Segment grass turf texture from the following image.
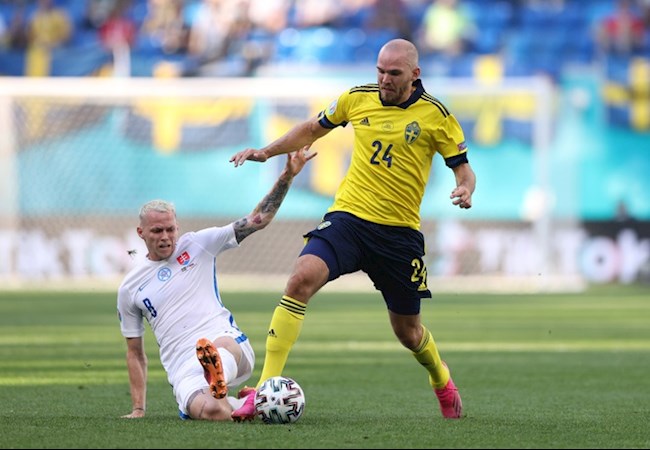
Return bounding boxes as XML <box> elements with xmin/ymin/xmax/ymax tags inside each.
<box><xmin>0</xmin><ymin>285</ymin><xmax>648</xmax><ymax>449</ymax></box>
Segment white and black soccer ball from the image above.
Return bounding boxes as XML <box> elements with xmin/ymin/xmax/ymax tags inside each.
<box><xmin>255</xmin><ymin>376</ymin><xmax>305</xmax><ymax>424</ymax></box>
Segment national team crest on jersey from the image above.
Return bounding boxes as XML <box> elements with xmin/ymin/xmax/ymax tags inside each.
<box><xmin>158</xmin><ymin>267</ymin><xmax>172</xmax><ymax>282</ymax></box>
<box><xmin>405</xmin><ymin>121</ymin><xmax>421</xmax><ymax>144</ymax></box>
<box><xmin>177</xmin><ymin>251</ymin><xmax>191</xmax><ymax>266</ymax></box>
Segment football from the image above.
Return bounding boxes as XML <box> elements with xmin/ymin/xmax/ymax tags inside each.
<box><xmin>255</xmin><ymin>376</ymin><xmax>306</xmax><ymax>424</ymax></box>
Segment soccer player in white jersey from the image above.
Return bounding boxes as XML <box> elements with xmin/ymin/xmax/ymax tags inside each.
<box><xmin>117</xmin><ymin>147</ymin><xmax>315</xmax><ymax>421</ymax></box>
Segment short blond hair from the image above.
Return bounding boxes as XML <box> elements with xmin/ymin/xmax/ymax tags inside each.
<box><xmin>139</xmin><ymin>199</ymin><xmax>176</xmax><ymax>222</ymax></box>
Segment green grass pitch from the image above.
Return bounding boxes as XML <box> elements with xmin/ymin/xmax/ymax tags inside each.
<box><xmin>0</xmin><ymin>284</ymin><xmax>648</xmax><ymax>448</ymax></box>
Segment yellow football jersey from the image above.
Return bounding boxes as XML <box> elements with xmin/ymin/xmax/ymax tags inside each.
<box><xmin>319</xmin><ymin>79</ymin><xmax>468</xmax><ymax>230</ymax></box>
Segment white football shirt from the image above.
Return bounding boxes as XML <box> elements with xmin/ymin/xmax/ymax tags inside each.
<box><xmin>117</xmin><ymin>225</ymin><xmax>246</xmax><ymax>384</ymax></box>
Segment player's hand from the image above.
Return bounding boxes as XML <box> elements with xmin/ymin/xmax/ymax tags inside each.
<box><xmin>121</xmin><ymin>408</ymin><xmax>145</xmax><ymax>419</ymax></box>
<box><xmin>230</xmin><ymin>148</ymin><xmax>268</xmax><ymax>167</ymax></box>
<box><xmin>450</xmin><ymin>186</ymin><xmax>472</xmax><ymax>209</ymax></box>
<box><xmin>286</xmin><ymin>145</ymin><xmax>317</xmax><ymax>176</ymax></box>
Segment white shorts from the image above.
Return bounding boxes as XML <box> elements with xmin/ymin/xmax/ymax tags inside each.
<box><xmin>172</xmin><ymin>332</ymin><xmax>255</xmax><ymax>416</ymax></box>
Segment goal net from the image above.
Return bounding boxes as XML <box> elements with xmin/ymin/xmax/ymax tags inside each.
<box><xmin>0</xmin><ymin>76</ymin><xmax>582</xmax><ymax>292</ymax></box>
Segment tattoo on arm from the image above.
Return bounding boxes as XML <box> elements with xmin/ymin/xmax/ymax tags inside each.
<box><xmin>233</xmin><ymin>217</ymin><xmax>253</xmax><ymax>242</ymax></box>
<box><xmin>258</xmin><ymin>178</ymin><xmax>290</xmax><ymax>214</ymax></box>
<box><xmin>233</xmin><ymin>176</ymin><xmax>292</xmax><ymax>243</ymax></box>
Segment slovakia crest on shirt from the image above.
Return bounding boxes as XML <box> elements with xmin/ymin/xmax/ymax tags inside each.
<box><xmin>405</xmin><ymin>121</ymin><xmax>421</xmax><ymax>144</ymax></box>
<box><xmin>177</xmin><ymin>251</ymin><xmax>191</xmax><ymax>266</ymax></box>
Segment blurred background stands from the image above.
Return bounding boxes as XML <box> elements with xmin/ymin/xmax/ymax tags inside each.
<box><xmin>0</xmin><ymin>0</ymin><xmax>647</xmax><ymax>82</ymax></box>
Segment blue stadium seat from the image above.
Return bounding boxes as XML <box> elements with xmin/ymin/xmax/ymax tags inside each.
<box><xmin>447</xmin><ymin>54</ymin><xmax>478</xmax><ymax>77</ymax></box>
<box><xmin>50</xmin><ymin>44</ymin><xmax>110</xmax><ymax>76</ymax></box>
<box><xmin>0</xmin><ymin>50</ymin><xmax>26</xmax><ymax>76</ymax></box>
<box><xmin>274</xmin><ymin>27</ymin><xmax>356</xmax><ymax>65</ymax></box>
<box><xmin>354</xmin><ymin>28</ymin><xmax>400</xmax><ymax>63</ymax></box>
<box><xmin>473</xmin><ymin>26</ymin><xmax>504</xmax><ymax>54</ymax></box>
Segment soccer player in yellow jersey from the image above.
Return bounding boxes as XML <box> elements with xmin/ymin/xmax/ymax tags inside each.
<box><xmin>230</xmin><ymin>38</ymin><xmax>476</xmax><ymax>420</ymax></box>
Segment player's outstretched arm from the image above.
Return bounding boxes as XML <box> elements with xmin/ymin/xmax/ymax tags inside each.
<box><xmin>121</xmin><ymin>337</ymin><xmax>147</xmax><ymax>419</ymax></box>
<box><xmin>230</xmin><ymin>117</ymin><xmax>329</xmax><ymax>167</ymax></box>
<box><xmin>232</xmin><ymin>146</ymin><xmax>316</xmax><ymax>243</ymax></box>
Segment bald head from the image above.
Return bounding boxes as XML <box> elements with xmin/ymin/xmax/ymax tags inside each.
<box><xmin>378</xmin><ymin>39</ymin><xmax>419</xmax><ymax>71</ymax></box>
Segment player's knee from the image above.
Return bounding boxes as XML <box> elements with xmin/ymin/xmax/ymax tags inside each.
<box><xmin>285</xmin><ymin>269</ymin><xmax>324</xmax><ymax>300</ymax></box>
<box><xmin>396</xmin><ymin>332</ymin><xmax>420</xmax><ymax>350</ymax></box>
<box><xmin>392</xmin><ymin>324</ymin><xmax>422</xmax><ymax>350</ymax></box>
<box><xmin>213</xmin><ymin>338</ymin><xmax>242</xmax><ymax>365</ymax></box>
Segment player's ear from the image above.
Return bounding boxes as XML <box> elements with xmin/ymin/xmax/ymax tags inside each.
<box><xmin>137</xmin><ymin>227</ymin><xmax>143</xmax><ymax>238</ymax></box>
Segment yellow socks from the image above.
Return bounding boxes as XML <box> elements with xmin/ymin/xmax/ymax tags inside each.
<box><xmin>412</xmin><ymin>325</ymin><xmax>450</xmax><ymax>389</ymax></box>
<box><xmin>256</xmin><ymin>296</ymin><xmax>306</xmax><ymax>388</ymax></box>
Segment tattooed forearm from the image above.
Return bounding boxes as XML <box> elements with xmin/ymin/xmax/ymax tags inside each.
<box><xmin>234</xmin><ymin>217</ymin><xmax>257</xmax><ymax>242</ymax></box>
<box><xmin>233</xmin><ymin>174</ymin><xmax>293</xmax><ymax>243</ymax></box>
<box><xmin>234</xmin><ymin>223</ymin><xmax>256</xmax><ymax>242</ymax></box>
<box><xmin>258</xmin><ymin>178</ymin><xmax>291</xmax><ymax>214</ymax></box>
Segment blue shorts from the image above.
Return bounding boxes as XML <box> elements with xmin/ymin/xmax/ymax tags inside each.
<box><xmin>300</xmin><ymin>211</ymin><xmax>432</xmax><ymax>315</ymax></box>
